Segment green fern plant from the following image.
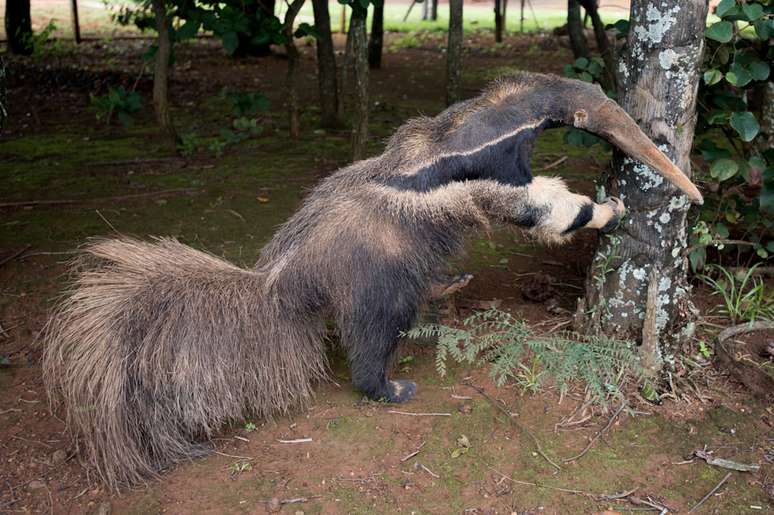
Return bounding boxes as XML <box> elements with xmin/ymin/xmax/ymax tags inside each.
<box><xmin>405</xmin><ymin>308</ymin><xmax>644</xmax><ymax>406</ymax></box>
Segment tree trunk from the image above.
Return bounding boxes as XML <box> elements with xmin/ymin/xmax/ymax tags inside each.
<box><xmin>520</xmin><ymin>0</ymin><xmax>525</xmax><ymax>32</ymax></box>
<box><xmin>579</xmin><ymin>0</ymin><xmax>709</xmax><ymax>376</ymax></box>
<box><xmin>368</xmin><ymin>2</ymin><xmax>384</xmax><ymax>69</ymax></box>
<box><xmin>151</xmin><ymin>0</ymin><xmax>177</xmax><ymax>144</ymax></box>
<box><xmin>5</xmin><ymin>0</ymin><xmax>32</xmax><ymax>55</ymax></box>
<box><xmin>284</xmin><ymin>0</ymin><xmax>306</xmax><ymax>139</ymax></box>
<box><xmin>0</xmin><ymin>57</ymin><xmax>7</xmax><ymax>128</ymax></box>
<box><xmin>349</xmin><ymin>6</ymin><xmax>369</xmax><ymax>161</ymax></box>
<box><xmin>579</xmin><ymin>0</ymin><xmax>616</xmax><ymax>91</ymax></box>
<box><xmin>312</xmin><ymin>0</ymin><xmax>341</xmax><ymax>128</ymax></box>
<box><xmin>431</xmin><ymin>0</ymin><xmax>438</xmax><ymax>20</ymax></box>
<box><xmin>494</xmin><ymin>0</ymin><xmax>503</xmax><ymax>43</ymax></box>
<box><xmin>422</xmin><ymin>0</ymin><xmax>430</xmax><ymax>20</ymax></box>
<box><xmin>567</xmin><ymin>0</ymin><xmax>589</xmax><ymax>60</ymax></box>
<box><xmin>71</xmin><ymin>0</ymin><xmax>82</xmax><ymax>44</ymax></box>
<box><xmin>446</xmin><ymin>0</ymin><xmax>463</xmax><ymax>106</ymax></box>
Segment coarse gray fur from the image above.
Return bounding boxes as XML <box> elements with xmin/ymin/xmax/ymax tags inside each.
<box><xmin>42</xmin><ymin>72</ymin><xmax>696</xmax><ymax>490</ymax></box>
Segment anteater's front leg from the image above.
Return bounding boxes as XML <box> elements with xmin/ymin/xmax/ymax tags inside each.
<box><xmin>471</xmin><ymin>177</ymin><xmax>625</xmax><ymax>243</ymax></box>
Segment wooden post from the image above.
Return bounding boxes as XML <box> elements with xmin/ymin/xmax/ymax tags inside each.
<box><xmin>71</xmin><ymin>0</ymin><xmax>81</xmax><ymax>43</ymax></box>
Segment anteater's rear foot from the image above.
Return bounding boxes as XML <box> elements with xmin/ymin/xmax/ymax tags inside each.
<box><xmin>387</xmin><ymin>380</ymin><xmax>417</xmax><ymax>403</ymax></box>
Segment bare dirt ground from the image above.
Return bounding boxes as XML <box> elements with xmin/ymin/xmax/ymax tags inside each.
<box><xmin>1</xmin><ymin>31</ymin><xmax>772</xmax><ymax>514</ymax></box>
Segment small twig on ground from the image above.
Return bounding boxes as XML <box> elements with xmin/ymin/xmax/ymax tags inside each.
<box><xmin>688</xmin><ymin>472</ymin><xmax>732</xmax><ymax>513</ymax></box>
<box><xmin>11</xmin><ymin>435</ymin><xmax>52</xmax><ymax>448</ymax></box>
<box><xmin>562</xmin><ymin>401</ymin><xmax>627</xmax><ymax>463</ymax></box>
<box><xmin>233</xmin><ymin>435</ymin><xmax>249</xmax><ymax>442</ymax></box>
<box><xmin>486</xmin><ymin>462</ymin><xmax>635</xmax><ymax>500</ymax></box>
<box><xmin>0</xmin><ymin>245</ymin><xmax>31</xmax><ymax>268</ymax></box>
<box><xmin>418</xmin><ymin>462</ymin><xmax>439</xmax><ymax>478</ymax></box>
<box><xmin>387</xmin><ymin>410</ymin><xmax>452</xmax><ymax>417</ymax></box>
<box><xmin>628</xmin><ymin>495</ymin><xmax>671</xmax><ymax>514</ymax></box>
<box><xmin>277</xmin><ymin>437</ymin><xmax>312</xmax><ymax>444</ymax></box>
<box><xmin>0</xmin><ymin>188</ymin><xmax>201</xmax><ymax>208</ymax></box>
<box><xmin>693</xmin><ymin>450</ymin><xmax>759</xmax><ymax>472</ymax></box>
<box><xmin>466</xmin><ymin>383</ymin><xmax>561</xmax><ymax>472</ymax></box>
<box><xmin>400</xmin><ymin>441</ymin><xmax>426</xmax><ymax>462</ymax></box>
<box><xmin>213</xmin><ymin>450</ymin><xmax>255</xmax><ymax>460</ymax></box>
<box><xmin>539</xmin><ymin>155</ymin><xmax>568</xmax><ymax>171</ymax></box>
<box><xmin>450</xmin><ymin>394</ymin><xmax>472</xmax><ymax>400</ymax></box>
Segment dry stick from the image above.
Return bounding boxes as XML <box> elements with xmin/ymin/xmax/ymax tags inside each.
<box><xmin>0</xmin><ymin>188</ymin><xmax>200</xmax><ymax>208</ymax></box>
<box><xmin>213</xmin><ymin>450</ymin><xmax>255</xmax><ymax>460</ymax></box>
<box><xmin>419</xmin><ymin>463</ymin><xmax>439</xmax><ymax>478</ymax></box>
<box><xmin>561</xmin><ymin>401</ymin><xmax>627</xmax><ymax>463</ymax></box>
<box><xmin>687</xmin><ymin>472</ymin><xmax>732</xmax><ymax>513</ymax></box>
<box><xmin>277</xmin><ymin>437</ymin><xmax>313</xmax><ymax>443</ymax></box>
<box><xmin>486</xmin><ymin>462</ymin><xmax>635</xmax><ymax>500</ymax></box>
<box><xmin>539</xmin><ymin>156</ymin><xmax>568</xmax><ymax>171</ymax></box>
<box><xmin>465</xmin><ymin>383</ymin><xmax>561</xmax><ymax>472</ymax></box>
<box><xmin>400</xmin><ymin>441</ymin><xmax>426</xmax><ymax>462</ymax></box>
<box><xmin>387</xmin><ymin>410</ymin><xmax>451</xmax><ymax>417</ymax></box>
<box><xmin>0</xmin><ymin>245</ymin><xmax>31</xmax><ymax>267</ymax></box>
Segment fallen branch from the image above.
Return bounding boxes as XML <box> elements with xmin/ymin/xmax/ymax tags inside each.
<box><xmin>277</xmin><ymin>437</ymin><xmax>312</xmax><ymax>444</ymax></box>
<box><xmin>418</xmin><ymin>462</ymin><xmax>439</xmax><ymax>478</ymax></box>
<box><xmin>694</xmin><ymin>450</ymin><xmax>759</xmax><ymax>473</ymax></box>
<box><xmin>0</xmin><ymin>188</ymin><xmax>201</xmax><ymax>208</ymax></box>
<box><xmin>486</xmin><ymin>462</ymin><xmax>635</xmax><ymax>500</ymax></box>
<box><xmin>387</xmin><ymin>410</ymin><xmax>451</xmax><ymax>417</ymax></box>
<box><xmin>400</xmin><ymin>441</ymin><xmax>426</xmax><ymax>462</ymax></box>
<box><xmin>539</xmin><ymin>155</ymin><xmax>568</xmax><ymax>171</ymax></box>
<box><xmin>688</xmin><ymin>472</ymin><xmax>732</xmax><ymax>513</ymax></box>
<box><xmin>562</xmin><ymin>401</ymin><xmax>627</xmax><ymax>463</ymax></box>
<box><xmin>466</xmin><ymin>383</ymin><xmax>561</xmax><ymax>472</ymax></box>
<box><xmin>0</xmin><ymin>245</ymin><xmax>31</xmax><ymax>268</ymax></box>
<box><xmin>213</xmin><ymin>450</ymin><xmax>255</xmax><ymax>460</ymax></box>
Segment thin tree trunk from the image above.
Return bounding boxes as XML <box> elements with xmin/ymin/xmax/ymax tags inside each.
<box><xmin>312</xmin><ymin>0</ymin><xmax>341</xmax><ymax>128</ymax></box>
<box><xmin>446</xmin><ymin>0</ymin><xmax>463</xmax><ymax>105</ymax></box>
<box><xmin>0</xmin><ymin>58</ymin><xmax>7</xmax><ymax>128</ymax></box>
<box><xmin>340</xmin><ymin>4</ymin><xmax>346</xmax><ymax>34</ymax></box>
<box><xmin>494</xmin><ymin>0</ymin><xmax>503</xmax><ymax>43</ymax></box>
<box><xmin>431</xmin><ymin>0</ymin><xmax>438</xmax><ymax>20</ymax></box>
<box><xmin>71</xmin><ymin>0</ymin><xmax>82</xmax><ymax>44</ymax></box>
<box><xmin>579</xmin><ymin>0</ymin><xmax>709</xmax><ymax>372</ymax></box>
<box><xmin>567</xmin><ymin>0</ymin><xmax>589</xmax><ymax>59</ymax></box>
<box><xmin>5</xmin><ymin>0</ymin><xmax>32</xmax><ymax>55</ymax></box>
<box><xmin>349</xmin><ymin>6</ymin><xmax>369</xmax><ymax>160</ymax></box>
<box><xmin>520</xmin><ymin>0</ymin><xmax>525</xmax><ymax>32</ymax></box>
<box><xmin>422</xmin><ymin>0</ymin><xmax>429</xmax><ymax>21</ymax></box>
<box><xmin>368</xmin><ymin>2</ymin><xmax>384</xmax><ymax>69</ymax></box>
<box><xmin>151</xmin><ymin>0</ymin><xmax>177</xmax><ymax>144</ymax></box>
<box><xmin>579</xmin><ymin>0</ymin><xmax>616</xmax><ymax>91</ymax></box>
<box><xmin>284</xmin><ymin>0</ymin><xmax>306</xmax><ymax>139</ymax></box>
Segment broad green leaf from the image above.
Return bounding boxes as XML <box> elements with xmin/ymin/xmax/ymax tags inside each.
<box><xmin>727</xmin><ymin>63</ymin><xmax>752</xmax><ymax>86</ymax></box>
<box><xmin>715</xmin><ymin>223</ymin><xmax>730</xmax><ymax>239</ymax></box>
<box><xmin>742</xmin><ymin>3</ymin><xmax>764</xmax><ymax>21</ymax></box>
<box><xmin>710</xmin><ymin>158</ymin><xmax>739</xmax><ymax>181</ymax></box>
<box><xmin>730</xmin><ymin>111</ymin><xmax>760</xmax><ymax>142</ymax></box>
<box><xmin>715</xmin><ymin>0</ymin><xmax>736</xmax><ymax>17</ymax></box>
<box><xmin>176</xmin><ymin>20</ymin><xmax>201</xmax><ymax>40</ymax></box>
<box><xmin>703</xmin><ymin>69</ymin><xmax>723</xmax><ymax>85</ymax></box>
<box><xmin>706</xmin><ymin>21</ymin><xmax>734</xmax><ymax>43</ymax></box>
<box><xmin>579</xmin><ymin>71</ymin><xmax>593</xmax><ymax>82</ymax></box>
<box><xmin>748</xmin><ymin>60</ymin><xmax>770</xmax><ymax>81</ymax></box>
<box><xmin>754</xmin><ymin>19</ymin><xmax>771</xmax><ymax>39</ymax></box>
<box><xmin>574</xmin><ymin>57</ymin><xmax>589</xmax><ymax>69</ymax></box>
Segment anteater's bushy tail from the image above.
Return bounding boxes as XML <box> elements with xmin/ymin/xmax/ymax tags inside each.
<box><xmin>42</xmin><ymin>238</ymin><xmax>328</xmax><ymax>489</ymax></box>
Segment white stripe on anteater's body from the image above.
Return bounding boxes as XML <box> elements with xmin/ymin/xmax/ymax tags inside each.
<box><xmin>44</xmin><ymin>72</ymin><xmax>688</xmax><ymax>490</ymax></box>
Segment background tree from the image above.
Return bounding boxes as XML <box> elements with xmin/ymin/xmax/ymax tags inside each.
<box><xmin>151</xmin><ymin>0</ymin><xmax>177</xmax><ymax>144</ymax></box>
<box><xmin>430</xmin><ymin>0</ymin><xmax>438</xmax><ymax>21</ymax></box>
<box><xmin>5</xmin><ymin>0</ymin><xmax>33</xmax><ymax>55</ymax></box>
<box><xmin>579</xmin><ymin>0</ymin><xmax>710</xmax><ymax>376</ymax></box>
<box><xmin>368</xmin><ymin>1</ymin><xmax>385</xmax><ymax>69</ymax></box>
<box><xmin>312</xmin><ymin>0</ymin><xmax>341</xmax><ymax>128</ymax></box>
<box><xmin>566</xmin><ymin>0</ymin><xmax>589</xmax><ymax>60</ymax></box>
<box><xmin>283</xmin><ymin>0</ymin><xmax>306</xmax><ymax>138</ymax></box>
<box><xmin>578</xmin><ymin>0</ymin><xmax>616</xmax><ymax>91</ymax></box>
<box><xmin>348</xmin><ymin>2</ymin><xmax>370</xmax><ymax>160</ymax></box>
<box><xmin>494</xmin><ymin>0</ymin><xmax>504</xmax><ymax>43</ymax></box>
<box><xmin>446</xmin><ymin>0</ymin><xmax>464</xmax><ymax>105</ymax></box>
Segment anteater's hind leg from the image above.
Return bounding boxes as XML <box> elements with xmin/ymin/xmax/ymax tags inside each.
<box><xmin>342</xmin><ymin>287</ymin><xmax>420</xmax><ymax>403</ymax></box>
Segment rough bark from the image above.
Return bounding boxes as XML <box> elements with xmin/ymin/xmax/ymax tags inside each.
<box><xmin>151</xmin><ymin>0</ymin><xmax>177</xmax><ymax>144</ymax></box>
<box><xmin>567</xmin><ymin>0</ymin><xmax>589</xmax><ymax>59</ymax></box>
<box><xmin>579</xmin><ymin>0</ymin><xmax>616</xmax><ymax>91</ymax></box>
<box><xmin>312</xmin><ymin>0</ymin><xmax>341</xmax><ymax>128</ymax></box>
<box><xmin>368</xmin><ymin>2</ymin><xmax>384</xmax><ymax>69</ymax></box>
<box><xmin>284</xmin><ymin>0</ymin><xmax>306</xmax><ymax>139</ymax></box>
<box><xmin>5</xmin><ymin>0</ymin><xmax>32</xmax><ymax>55</ymax></box>
<box><xmin>494</xmin><ymin>0</ymin><xmax>504</xmax><ymax>43</ymax></box>
<box><xmin>580</xmin><ymin>0</ymin><xmax>709</xmax><ymax>371</ymax></box>
<box><xmin>349</xmin><ymin>6</ymin><xmax>369</xmax><ymax>160</ymax></box>
<box><xmin>71</xmin><ymin>0</ymin><xmax>82</xmax><ymax>44</ymax></box>
<box><xmin>446</xmin><ymin>0</ymin><xmax>464</xmax><ymax>106</ymax></box>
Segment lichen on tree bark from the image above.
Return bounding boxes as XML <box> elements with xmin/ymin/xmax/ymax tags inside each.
<box><xmin>579</xmin><ymin>0</ymin><xmax>709</xmax><ymax>372</ymax></box>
